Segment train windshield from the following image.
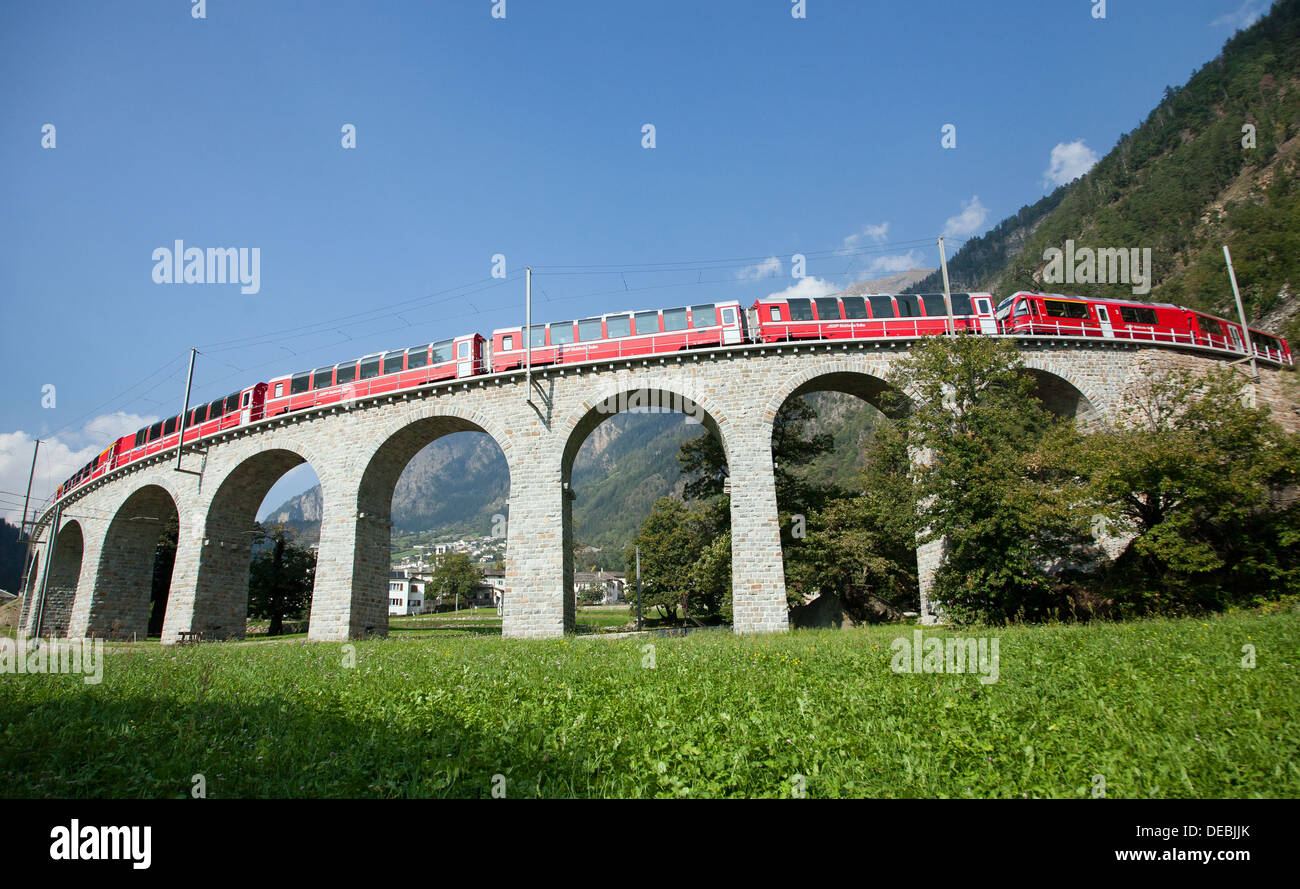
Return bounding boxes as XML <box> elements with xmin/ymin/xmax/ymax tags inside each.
<box><xmin>995</xmin><ymin>296</ymin><xmax>1015</xmax><ymax>320</ymax></box>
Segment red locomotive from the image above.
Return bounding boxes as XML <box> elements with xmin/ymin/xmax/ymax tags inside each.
<box><xmin>52</xmin><ymin>290</ymin><xmax>1292</xmax><ymax>502</ymax></box>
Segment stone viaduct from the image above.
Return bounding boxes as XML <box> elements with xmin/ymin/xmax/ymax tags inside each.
<box><xmin>17</xmin><ymin>335</ymin><xmax>1298</xmax><ymax>643</ymax></box>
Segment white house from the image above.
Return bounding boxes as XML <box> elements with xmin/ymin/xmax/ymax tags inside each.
<box><xmin>387</xmin><ymin>572</ymin><xmax>425</xmax><ymax>616</ymax></box>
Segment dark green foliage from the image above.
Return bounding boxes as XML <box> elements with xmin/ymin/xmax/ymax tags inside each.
<box><xmin>0</xmin><ymin>519</ymin><xmax>27</xmax><ymax>596</ymax></box>
<box><xmin>891</xmin><ymin>337</ymin><xmax>1094</xmax><ymax>624</ymax></box>
<box><xmin>1084</xmin><ymin>367</ymin><xmax>1300</xmax><ymax>614</ymax></box>
<box><xmin>427</xmin><ymin>552</ymin><xmax>483</xmax><ymax>607</ymax></box>
<box><xmin>248</xmin><ymin>523</ymin><xmax>316</xmax><ymax>636</ymax></box>
<box><xmin>623</xmin><ymin>497</ymin><xmax>726</xmax><ymax>621</ymax></box>
<box><xmin>149</xmin><ymin>514</ymin><xmax>179</xmax><ymax>636</ymax></box>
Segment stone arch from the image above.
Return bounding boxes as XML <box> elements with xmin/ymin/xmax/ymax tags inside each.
<box><xmin>87</xmin><ymin>484</ymin><xmax>180</xmax><ymax>640</ymax></box>
<box><xmin>764</xmin><ymin>363</ymin><xmax>908</xmax><ymax>421</ymax></box>
<box><xmin>340</xmin><ymin>405</ymin><xmax>514</xmax><ymax>639</ymax></box>
<box><xmin>555</xmin><ymin>380</ymin><xmax>736</xmax><ymax>630</ymax></box>
<box><xmin>1017</xmin><ymin>360</ymin><xmax>1104</xmax><ymax>424</ymax></box>
<box><xmin>182</xmin><ymin>445</ymin><xmax>329</xmax><ymax>641</ymax></box>
<box><xmin>32</xmin><ymin>520</ymin><xmax>85</xmax><ymax>638</ymax></box>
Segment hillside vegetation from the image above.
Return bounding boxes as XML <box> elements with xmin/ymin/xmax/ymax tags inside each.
<box><xmin>908</xmin><ymin>0</ymin><xmax>1300</xmax><ymax>345</ymax></box>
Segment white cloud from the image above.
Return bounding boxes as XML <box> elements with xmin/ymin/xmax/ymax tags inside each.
<box><xmin>0</xmin><ymin>412</ymin><xmax>157</xmax><ymax>524</ymax></box>
<box><xmin>736</xmin><ymin>256</ymin><xmax>783</xmax><ymax>280</ymax></box>
<box><xmin>1042</xmin><ymin>140</ymin><xmax>1100</xmax><ymax>188</ymax></box>
<box><xmin>840</xmin><ymin>222</ymin><xmax>890</xmax><ymax>252</ymax></box>
<box><xmin>942</xmin><ymin>196</ymin><xmax>990</xmax><ymax>239</ymax></box>
<box><xmin>1211</xmin><ymin>0</ymin><xmax>1267</xmax><ymax>29</ymax></box>
<box><xmin>765</xmin><ymin>276</ymin><xmax>840</xmax><ymax>301</ymax></box>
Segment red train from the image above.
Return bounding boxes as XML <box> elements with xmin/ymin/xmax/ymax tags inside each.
<box><xmin>53</xmin><ymin>290</ymin><xmax>1292</xmax><ymax>501</ymax></box>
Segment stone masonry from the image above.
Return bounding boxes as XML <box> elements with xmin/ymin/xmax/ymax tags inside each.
<box><xmin>18</xmin><ymin>336</ymin><xmax>1297</xmax><ymax>643</ymax></box>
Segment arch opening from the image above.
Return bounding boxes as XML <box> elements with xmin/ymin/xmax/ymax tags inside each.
<box><xmin>190</xmin><ymin>450</ymin><xmax>323</xmax><ymax>642</ymax></box>
<box><xmin>90</xmin><ymin>485</ymin><xmax>180</xmax><ymax>641</ymax></box>
<box><xmin>355</xmin><ymin>416</ymin><xmax>511</xmax><ymax>640</ymax></box>
<box><xmin>772</xmin><ymin>372</ymin><xmax>920</xmax><ymax>628</ymax></box>
<box><xmin>1022</xmin><ymin>368</ymin><xmax>1101</xmax><ymax>424</ymax></box>
<box><xmin>560</xmin><ymin>386</ymin><xmax>730</xmax><ymax>631</ymax></box>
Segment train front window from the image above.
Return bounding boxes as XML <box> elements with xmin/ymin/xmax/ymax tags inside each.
<box><xmin>814</xmin><ymin>298</ymin><xmax>841</xmax><ymax>320</ymax></box>
<box><xmin>359</xmin><ymin>357</ymin><xmax>381</xmax><ymax>380</ymax></box>
<box><xmin>634</xmin><ymin>312</ymin><xmax>660</xmax><ymax>334</ymax></box>
<box><xmin>290</xmin><ymin>372</ymin><xmax>311</xmax><ymax>394</ymax></box>
<box><xmin>606</xmin><ymin>314</ymin><xmax>632</xmax><ymax>338</ymax></box>
<box><xmin>550</xmin><ymin>322</ymin><xmax>576</xmax><ymax>345</ymax></box>
<box><xmin>407</xmin><ymin>345</ymin><xmax>429</xmax><ymax>369</ymax></box>
<box><xmin>336</xmin><ymin>363</ymin><xmax>357</xmax><ymax>384</ymax></box>
<box><xmin>995</xmin><ymin>297</ymin><xmax>1015</xmax><ymax>320</ymax></box>
<box><xmin>842</xmin><ymin>297</ymin><xmax>868</xmax><ymax>319</ymax></box>
<box><xmin>690</xmin><ymin>304</ymin><xmax>716</xmax><ymax>327</ymax></box>
<box><xmin>431</xmin><ymin>340</ymin><xmax>454</xmax><ymax>364</ymax></box>
<box><xmin>313</xmin><ymin>368</ymin><xmax>333</xmax><ymax>389</ymax></box>
<box><xmin>662</xmin><ymin>308</ymin><xmax>688</xmax><ymax>331</ymax></box>
<box><xmin>950</xmin><ymin>294</ymin><xmax>974</xmax><ymax>315</ymax></box>
<box><xmin>869</xmin><ymin>296</ymin><xmax>895</xmax><ymax>318</ymax></box>
<box><xmin>578</xmin><ymin>318</ymin><xmax>603</xmax><ymax>341</ymax></box>
<box><xmin>787</xmin><ymin>299</ymin><xmax>814</xmax><ymax>322</ymax></box>
<box><xmin>1013</xmin><ymin>300</ymin><xmax>1032</xmax><ymax>318</ymax></box>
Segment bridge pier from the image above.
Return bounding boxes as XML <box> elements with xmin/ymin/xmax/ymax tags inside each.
<box><xmin>728</xmin><ymin>414</ymin><xmax>789</xmax><ymax>634</ymax></box>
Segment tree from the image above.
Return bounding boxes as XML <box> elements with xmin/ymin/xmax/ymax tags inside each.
<box><xmin>1083</xmin><ymin>366</ymin><xmax>1300</xmax><ymax>613</ymax></box>
<box><xmin>428</xmin><ymin>552</ymin><xmax>482</xmax><ymax>609</ymax></box>
<box><xmin>248</xmin><ymin>523</ymin><xmax>316</xmax><ymax>635</ymax></box>
<box><xmin>784</xmin><ymin>421</ymin><xmax>920</xmax><ymax>621</ymax></box>
<box><xmin>576</xmin><ymin>583</ymin><xmax>605</xmax><ymax>606</ymax></box>
<box><xmin>624</xmin><ymin>497</ymin><xmax>724</xmax><ymax>621</ymax></box>
<box><xmin>890</xmin><ymin>336</ymin><xmax>1093</xmax><ymax>624</ymax></box>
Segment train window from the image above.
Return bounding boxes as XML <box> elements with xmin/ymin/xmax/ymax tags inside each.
<box><xmin>134</xmin><ymin>429</ymin><xmax>146</xmax><ymax>449</ymax></box>
<box><xmin>242</xmin><ymin>392</ymin><xmax>251</xmax><ymax>408</ymax></box>
<box><xmin>634</xmin><ymin>311</ymin><xmax>660</xmax><ymax>334</ymax></box>
<box><xmin>383</xmin><ymin>351</ymin><xmax>405</xmax><ymax>375</ymax></box>
<box><xmin>188</xmin><ymin>407</ymin><xmax>203</xmax><ymax>426</ymax></box>
<box><xmin>148</xmin><ymin>422</ymin><xmax>163</xmax><ymax>441</ymax></box>
<box><xmin>224</xmin><ymin>393</ymin><xmax>240</xmax><ymax>413</ymax></box>
<box><xmin>407</xmin><ymin>346</ymin><xmax>429</xmax><ymax>369</ymax></box>
<box><xmin>336</xmin><ymin>362</ymin><xmax>357</xmax><ymax>384</ymax></box>
<box><xmin>951</xmin><ymin>294</ymin><xmax>974</xmax><ymax>315</ymax></box>
<box><xmin>606</xmin><ymin>314</ymin><xmax>632</xmax><ymax>338</ymax></box>
<box><xmin>458</xmin><ymin>340</ymin><xmax>470</xmax><ymax>358</ymax></box>
<box><xmin>842</xmin><ymin>297</ymin><xmax>868</xmax><ymax>319</ymax></box>
<box><xmin>291</xmin><ymin>372</ymin><xmax>311</xmax><ymax>394</ymax></box>
<box><xmin>770</xmin><ymin>306</ymin><xmax>783</xmax><ymax>321</ymax></box>
<box><xmin>1118</xmin><ymin>306</ymin><xmax>1157</xmax><ymax>324</ymax></box>
<box><xmin>164</xmin><ymin>416</ymin><xmax>178</xmax><ymax>436</ymax></box>
<box><xmin>274</xmin><ymin>382</ymin><xmax>285</xmax><ymax>397</ymax></box>
<box><xmin>869</xmin><ymin>296</ymin><xmax>895</xmax><ymax>318</ymax></box>
<box><xmin>313</xmin><ymin>368</ymin><xmax>334</xmax><ymax>389</ymax></box>
<box><xmin>1043</xmin><ymin>300</ymin><xmax>1090</xmax><ymax>320</ymax></box>
<box><xmin>501</xmin><ymin>335</ymin><xmax>514</xmax><ymax>351</ymax></box>
<box><xmin>359</xmin><ymin>357</ymin><xmax>382</xmax><ymax>380</ymax></box>
<box><xmin>208</xmin><ymin>399</ymin><xmax>224</xmax><ymax>419</ymax></box>
<box><xmin>430</xmin><ymin>341</ymin><xmax>454</xmax><ymax>364</ymax></box>
<box><xmin>787</xmin><ymin>299</ymin><xmax>814</xmax><ymax>322</ymax></box>
<box><xmin>550</xmin><ymin>322</ymin><xmax>576</xmax><ymax>345</ymax></box>
<box><xmin>1014</xmin><ymin>300</ymin><xmax>1032</xmax><ymax>317</ymax></box>
<box><xmin>1255</xmin><ymin>333</ymin><xmax>1280</xmax><ymax>351</ymax></box>
<box><xmin>921</xmin><ymin>295</ymin><xmax>948</xmax><ymax>316</ymax></box>
<box><xmin>690</xmin><ymin>304</ymin><xmax>716</xmax><ymax>327</ymax></box>
<box><xmin>662</xmin><ymin>308</ymin><xmax>688</xmax><ymax>331</ymax></box>
<box><xmin>578</xmin><ymin>318</ymin><xmax>604</xmax><ymax>341</ymax></box>
<box><xmin>896</xmin><ymin>295</ymin><xmax>922</xmax><ymax>317</ymax></box>
<box><xmin>529</xmin><ymin>326</ymin><xmax>547</xmax><ymax>348</ymax></box>
<box><xmin>814</xmin><ymin>298</ymin><xmax>841</xmax><ymax>320</ymax></box>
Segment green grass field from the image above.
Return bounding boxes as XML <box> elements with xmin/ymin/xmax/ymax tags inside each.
<box><xmin>2</xmin><ymin>607</ymin><xmax>1297</xmax><ymax>798</ymax></box>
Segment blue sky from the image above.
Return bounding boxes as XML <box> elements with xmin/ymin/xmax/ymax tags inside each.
<box><xmin>0</xmin><ymin>0</ymin><xmax>1274</xmax><ymax>521</ymax></box>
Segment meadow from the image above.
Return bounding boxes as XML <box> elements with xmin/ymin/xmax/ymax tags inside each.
<box><xmin>1</xmin><ymin>607</ymin><xmax>1297</xmax><ymax>798</ymax></box>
